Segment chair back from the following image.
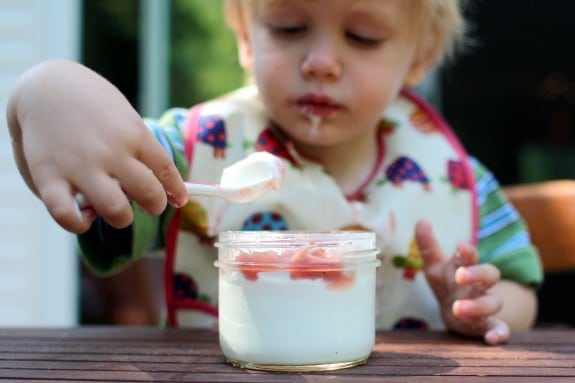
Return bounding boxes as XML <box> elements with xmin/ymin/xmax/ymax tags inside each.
<box><xmin>503</xmin><ymin>180</ymin><xmax>575</xmax><ymax>273</ymax></box>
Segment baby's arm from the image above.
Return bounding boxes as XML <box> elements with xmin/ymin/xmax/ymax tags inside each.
<box><xmin>416</xmin><ymin>220</ymin><xmax>537</xmax><ymax>345</ymax></box>
<box><xmin>7</xmin><ymin>60</ymin><xmax>188</xmax><ymax>234</ymax></box>
<box><xmin>483</xmin><ymin>278</ymin><xmax>537</xmax><ymax>331</ymax></box>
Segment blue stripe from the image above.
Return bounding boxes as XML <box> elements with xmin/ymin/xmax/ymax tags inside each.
<box><xmin>482</xmin><ymin>231</ymin><xmax>531</xmax><ymax>261</ymax></box>
<box><xmin>148</xmin><ymin>121</ymin><xmax>175</xmax><ymax>160</ymax></box>
<box><xmin>163</xmin><ymin>126</ymin><xmax>185</xmax><ymax>153</ymax></box>
<box><xmin>478</xmin><ymin>203</ymin><xmax>520</xmax><ymax>238</ymax></box>
<box><xmin>475</xmin><ymin>172</ymin><xmax>499</xmax><ymax>206</ymax></box>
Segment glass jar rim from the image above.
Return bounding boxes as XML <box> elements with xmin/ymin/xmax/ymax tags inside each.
<box><xmin>216</xmin><ymin>230</ymin><xmax>376</xmax><ymax>249</ymax></box>
<box><xmin>215</xmin><ymin>230</ymin><xmax>380</xmax><ymax>267</ymax></box>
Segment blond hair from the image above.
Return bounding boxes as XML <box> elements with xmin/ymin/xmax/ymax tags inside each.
<box><xmin>223</xmin><ymin>0</ymin><xmax>467</xmax><ymax>66</ymax></box>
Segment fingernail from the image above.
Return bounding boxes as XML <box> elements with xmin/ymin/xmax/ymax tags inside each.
<box><xmin>166</xmin><ymin>190</ymin><xmax>188</xmax><ymax>208</ymax></box>
<box><xmin>74</xmin><ymin>200</ymin><xmax>84</xmax><ymax>222</ymax></box>
<box><xmin>455</xmin><ymin>267</ymin><xmax>471</xmax><ymax>283</ymax></box>
<box><xmin>486</xmin><ymin>327</ymin><xmax>505</xmax><ymax>345</ymax></box>
<box><xmin>173</xmin><ymin>195</ymin><xmax>189</xmax><ymax>208</ymax></box>
<box><xmin>137</xmin><ymin>204</ymin><xmax>152</xmax><ymax>215</ymax></box>
<box><xmin>453</xmin><ymin>300</ymin><xmax>470</xmax><ymax>317</ymax></box>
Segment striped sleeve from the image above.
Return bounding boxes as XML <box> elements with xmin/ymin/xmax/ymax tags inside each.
<box><xmin>471</xmin><ymin>157</ymin><xmax>543</xmax><ymax>286</ymax></box>
<box><xmin>137</xmin><ymin>108</ymin><xmax>190</xmax><ymax>249</ymax></box>
<box><xmin>144</xmin><ymin>107</ymin><xmax>189</xmax><ymax>178</ymax></box>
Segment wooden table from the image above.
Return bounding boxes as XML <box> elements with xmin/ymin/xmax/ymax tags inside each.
<box><xmin>0</xmin><ymin>327</ymin><xmax>574</xmax><ymax>382</ymax></box>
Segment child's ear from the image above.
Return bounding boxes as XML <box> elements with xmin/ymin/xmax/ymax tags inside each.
<box><xmin>236</xmin><ymin>31</ymin><xmax>254</xmax><ymax>70</ymax></box>
<box><xmin>404</xmin><ymin>53</ymin><xmax>435</xmax><ymax>87</ymax></box>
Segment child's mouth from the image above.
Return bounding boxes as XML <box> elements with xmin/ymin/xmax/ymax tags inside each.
<box><xmin>296</xmin><ymin>94</ymin><xmax>342</xmax><ymax>118</ymax></box>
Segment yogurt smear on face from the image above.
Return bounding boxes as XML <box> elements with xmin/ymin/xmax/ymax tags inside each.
<box><xmin>218</xmin><ymin>259</ymin><xmax>377</xmax><ymax>366</ymax></box>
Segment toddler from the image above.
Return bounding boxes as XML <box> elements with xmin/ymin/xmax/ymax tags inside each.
<box><xmin>6</xmin><ymin>0</ymin><xmax>542</xmax><ymax>345</ymax></box>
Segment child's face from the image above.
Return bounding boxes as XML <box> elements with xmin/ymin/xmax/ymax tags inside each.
<box><xmin>239</xmin><ymin>0</ymin><xmax>430</xmax><ymax>149</ymax></box>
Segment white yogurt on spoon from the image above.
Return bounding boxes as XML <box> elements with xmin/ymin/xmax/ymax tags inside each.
<box><xmin>166</xmin><ymin>151</ymin><xmax>285</xmax><ymax>203</ymax></box>
<box><xmin>214</xmin><ymin>151</ymin><xmax>285</xmax><ymax>202</ymax></box>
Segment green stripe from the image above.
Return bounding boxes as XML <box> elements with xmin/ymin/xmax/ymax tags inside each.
<box><xmin>472</xmin><ymin>160</ymin><xmax>543</xmax><ymax>286</ymax></box>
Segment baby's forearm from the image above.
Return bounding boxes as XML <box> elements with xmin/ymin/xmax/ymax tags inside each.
<box><xmin>489</xmin><ymin>279</ymin><xmax>538</xmax><ymax>330</ymax></box>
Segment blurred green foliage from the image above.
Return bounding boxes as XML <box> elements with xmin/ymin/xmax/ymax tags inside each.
<box><xmin>82</xmin><ymin>0</ymin><xmax>244</xmax><ymax>111</ymax></box>
<box><xmin>171</xmin><ymin>0</ymin><xmax>244</xmax><ymax>107</ymax></box>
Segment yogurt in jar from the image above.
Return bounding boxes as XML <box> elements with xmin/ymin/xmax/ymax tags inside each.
<box><xmin>215</xmin><ymin>231</ymin><xmax>380</xmax><ymax>371</ymax></box>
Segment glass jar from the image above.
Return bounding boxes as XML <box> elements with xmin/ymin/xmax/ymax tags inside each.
<box><xmin>215</xmin><ymin>230</ymin><xmax>381</xmax><ymax>372</ymax></box>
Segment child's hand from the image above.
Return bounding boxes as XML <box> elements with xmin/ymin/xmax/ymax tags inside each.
<box><xmin>7</xmin><ymin>60</ymin><xmax>188</xmax><ymax>234</ymax></box>
<box><xmin>415</xmin><ymin>220</ymin><xmax>510</xmax><ymax>345</ymax></box>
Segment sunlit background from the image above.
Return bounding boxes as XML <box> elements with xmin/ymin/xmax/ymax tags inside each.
<box><xmin>0</xmin><ymin>0</ymin><xmax>574</xmax><ymax>326</ymax></box>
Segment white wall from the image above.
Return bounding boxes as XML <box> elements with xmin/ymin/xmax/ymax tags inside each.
<box><xmin>0</xmin><ymin>0</ymin><xmax>80</xmax><ymax>326</ymax></box>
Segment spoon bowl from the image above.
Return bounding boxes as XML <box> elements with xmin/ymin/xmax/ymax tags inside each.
<box><xmin>187</xmin><ymin>151</ymin><xmax>284</xmax><ymax>203</ymax></box>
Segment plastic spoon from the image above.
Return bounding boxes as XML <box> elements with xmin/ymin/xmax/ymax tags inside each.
<box><xmin>75</xmin><ymin>151</ymin><xmax>285</xmax><ymax>209</ymax></box>
<box><xmin>184</xmin><ymin>151</ymin><xmax>285</xmax><ymax>203</ymax></box>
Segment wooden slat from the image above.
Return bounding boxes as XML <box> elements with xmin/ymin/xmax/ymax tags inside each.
<box><xmin>0</xmin><ymin>328</ymin><xmax>574</xmax><ymax>382</ymax></box>
<box><xmin>0</xmin><ymin>360</ymin><xmax>574</xmax><ymax>376</ymax></box>
<box><xmin>1</xmin><ymin>377</ymin><xmax>575</xmax><ymax>383</ymax></box>
<box><xmin>1</xmin><ymin>353</ymin><xmax>573</xmax><ymax>367</ymax></box>
<box><xmin>0</xmin><ymin>327</ymin><xmax>572</xmax><ymax>344</ymax></box>
<box><xmin>1</xmin><ymin>368</ymin><xmax>575</xmax><ymax>382</ymax></box>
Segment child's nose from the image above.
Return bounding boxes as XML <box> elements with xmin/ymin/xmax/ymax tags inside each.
<box><xmin>300</xmin><ymin>37</ymin><xmax>342</xmax><ymax>81</ymax></box>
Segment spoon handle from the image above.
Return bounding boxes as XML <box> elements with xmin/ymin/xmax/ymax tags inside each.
<box><xmin>74</xmin><ymin>183</ymin><xmax>226</xmax><ymax>211</ymax></box>
<box><xmin>184</xmin><ymin>182</ymin><xmax>225</xmax><ymax>199</ymax></box>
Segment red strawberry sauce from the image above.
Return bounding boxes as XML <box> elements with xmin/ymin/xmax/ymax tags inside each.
<box><xmin>234</xmin><ymin>247</ymin><xmax>356</xmax><ymax>290</ymax></box>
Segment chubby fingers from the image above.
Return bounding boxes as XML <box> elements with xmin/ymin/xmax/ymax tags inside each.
<box><xmin>455</xmin><ymin>262</ymin><xmax>501</xmax><ymax>288</ymax></box>
<box><xmin>77</xmin><ymin>173</ymin><xmax>135</xmax><ymax>229</ymax></box>
<box><xmin>36</xmin><ymin>164</ymin><xmax>137</xmax><ymax>233</ymax></box>
<box><xmin>112</xmin><ymin>159</ymin><xmax>170</xmax><ymax>216</ymax></box>
<box><xmin>452</xmin><ymin>242</ymin><xmax>479</xmax><ymax>269</ymax></box>
<box><xmin>415</xmin><ymin>220</ymin><xmax>444</xmax><ymax>269</ymax></box>
<box><xmin>74</xmin><ymin>131</ymin><xmax>188</xmax><ymax>229</ymax></box>
<box><xmin>65</xmin><ymin>131</ymin><xmax>187</xmax><ymax>232</ymax></box>
<box><xmin>416</xmin><ymin>220</ymin><xmax>459</xmax><ymax>299</ymax></box>
<box><xmin>39</xmin><ymin>177</ymin><xmax>97</xmax><ymax>234</ymax></box>
<box><xmin>452</xmin><ymin>294</ymin><xmax>508</xmax><ymax>345</ymax></box>
<box><xmin>136</xmin><ymin>130</ymin><xmax>188</xmax><ymax>209</ymax></box>
<box><xmin>484</xmin><ymin>317</ymin><xmax>510</xmax><ymax>345</ymax></box>
<box><xmin>453</xmin><ymin>293</ymin><xmax>503</xmax><ymax>320</ymax></box>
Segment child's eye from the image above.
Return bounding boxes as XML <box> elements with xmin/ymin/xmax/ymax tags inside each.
<box><xmin>346</xmin><ymin>32</ymin><xmax>382</xmax><ymax>47</ymax></box>
<box><xmin>269</xmin><ymin>25</ymin><xmax>307</xmax><ymax>37</ymax></box>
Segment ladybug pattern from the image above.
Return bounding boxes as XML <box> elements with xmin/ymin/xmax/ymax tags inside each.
<box><xmin>255</xmin><ymin>128</ymin><xmax>296</xmax><ymax>165</ymax></box>
<box><xmin>241</xmin><ymin>212</ymin><xmax>289</xmax><ymax>231</ymax></box>
<box><xmin>393</xmin><ymin>317</ymin><xmax>429</xmax><ymax>330</ymax></box>
<box><xmin>197</xmin><ymin>115</ymin><xmax>227</xmax><ymax>158</ymax></box>
<box><xmin>173</xmin><ymin>273</ymin><xmax>210</xmax><ymax>303</ymax></box>
<box><xmin>382</xmin><ymin>156</ymin><xmax>431</xmax><ymax>192</ymax></box>
<box><xmin>445</xmin><ymin>159</ymin><xmax>472</xmax><ymax>191</ymax></box>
